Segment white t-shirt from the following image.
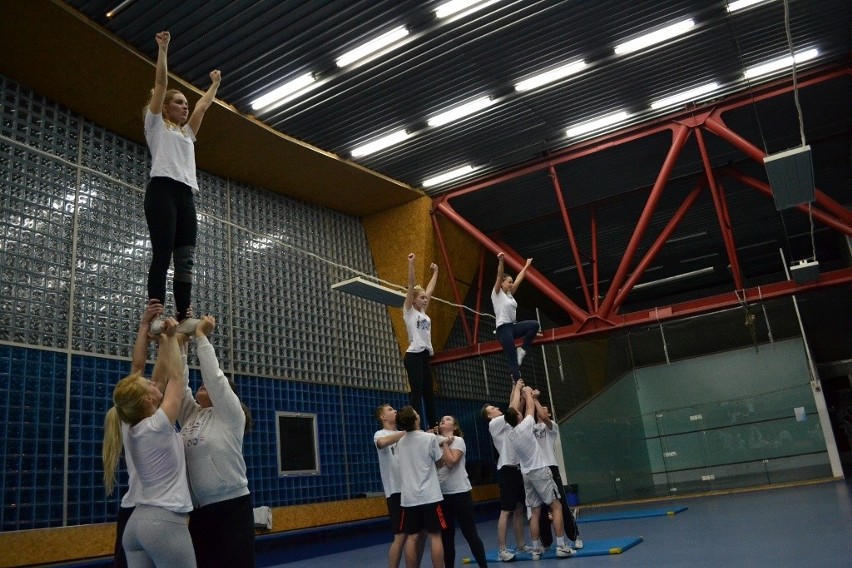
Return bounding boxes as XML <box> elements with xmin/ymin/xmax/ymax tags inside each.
<box><xmin>144</xmin><ymin>109</ymin><xmax>199</xmax><ymax>192</ymax></box>
<box><xmin>119</xmin><ymin>429</ymin><xmax>141</xmax><ymax>508</ymax></box>
<box><xmin>124</xmin><ymin>408</ymin><xmax>193</xmax><ymax>513</ymax></box>
<box><xmin>374</xmin><ymin>428</ymin><xmax>402</xmax><ymax>497</ymax></box>
<box><xmin>491</xmin><ymin>289</ymin><xmax>518</xmax><ymax>328</ymax></box>
<box><xmin>488</xmin><ymin>415</ymin><xmax>519</xmax><ymax>468</ymax></box>
<box><xmin>534</xmin><ymin>421</ymin><xmax>558</xmax><ymax>467</ymax></box>
<box><xmin>438</xmin><ymin>437</ymin><xmax>472</xmax><ymax>495</ymax></box>
<box><xmin>404</xmin><ymin>306</ymin><xmax>434</xmax><ymax>355</ymax></box>
<box><xmin>508</xmin><ymin>415</ymin><xmax>548</xmax><ymax>474</ymax></box>
<box><xmin>396</xmin><ymin>430</ymin><xmax>443</xmax><ymax>507</ymax></box>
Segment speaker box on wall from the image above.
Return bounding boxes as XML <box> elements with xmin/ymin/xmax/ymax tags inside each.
<box><xmin>763</xmin><ymin>145</ymin><xmax>815</xmax><ymax>210</ymax></box>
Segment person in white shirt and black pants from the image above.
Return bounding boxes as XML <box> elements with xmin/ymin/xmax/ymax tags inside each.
<box><xmin>396</xmin><ymin>406</ymin><xmax>446</xmax><ymax>568</ymax></box>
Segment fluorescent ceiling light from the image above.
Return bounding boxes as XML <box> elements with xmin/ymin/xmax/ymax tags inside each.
<box><xmin>250</xmin><ymin>72</ymin><xmax>316</xmax><ymax>111</ymax></box>
<box><xmin>351</xmin><ymin>129</ymin><xmax>411</xmax><ymax>158</ymax></box>
<box><xmin>423</xmin><ymin>165</ymin><xmax>475</xmax><ymax>187</ymax></box>
<box><xmin>553</xmin><ymin>261</ymin><xmax>590</xmax><ymax>274</ymax></box>
<box><xmin>435</xmin><ymin>0</ymin><xmax>500</xmax><ymax>19</ymax></box>
<box><xmin>566</xmin><ymin>110</ymin><xmax>629</xmax><ymax>138</ymax></box>
<box><xmin>514</xmin><ymin>59</ymin><xmax>587</xmax><ymax>92</ymax></box>
<box><xmin>743</xmin><ymin>48</ymin><xmax>819</xmax><ymax>79</ymax></box>
<box><xmin>105</xmin><ymin>0</ymin><xmax>135</xmax><ymax>19</ymax></box>
<box><xmin>427</xmin><ymin>96</ymin><xmax>495</xmax><ymax>127</ymax></box>
<box><xmin>632</xmin><ymin>266</ymin><xmax>715</xmax><ymax>290</ymax></box>
<box><xmin>651</xmin><ymin>82</ymin><xmax>720</xmax><ymax>109</ymax></box>
<box><xmin>666</xmin><ymin>231</ymin><xmax>707</xmax><ymax>243</ymax></box>
<box><xmin>727</xmin><ymin>0</ymin><xmax>771</xmax><ymax>13</ymax></box>
<box><xmin>614</xmin><ymin>18</ymin><xmax>695</xmax><ymax>55</ymax></box>
<box><xmin>336</xmin><ymin>26</ymin><xmax>409</xmax><ymax>68</ymax></box>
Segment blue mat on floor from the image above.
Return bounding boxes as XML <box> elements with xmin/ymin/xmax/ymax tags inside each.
<box><xmin>470</xmin><ymin>537</ymin><xmax>643</xmax><ymax>562</ymax></box>
<box><xmin>578</xmin><ymin>505</ymin><xmax>688</xmax><ymax>523</ymax></box>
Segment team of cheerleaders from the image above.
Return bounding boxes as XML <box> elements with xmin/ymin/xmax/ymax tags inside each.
<box><xmin>105</xmin><ymin>31</ymin><xmax>578</xmax><ymax>568</ymax></box>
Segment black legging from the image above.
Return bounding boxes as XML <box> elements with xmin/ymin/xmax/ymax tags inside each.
<box><xmin>403</xmin><ymin>349</ymin><xmax>436</xmax><ymax>428</ymax></box>
<box><xmin>441</xmin><ymin>491</ymin><xmax>487</xmax><ymax>568</ymax></box>
<box><xmin>189</xmin><ymin>493</ymin><xmax>256</xmax><ymax>568</ymax></box>
<box><xmin>144</xmin><ymin>176</ymin><xmax>197</xmax><ymax>321</ymax></box>
<box><xmin>539</xmin><ymin>465</ymin><xmax>579</xmax><ymax>546</ymax></box>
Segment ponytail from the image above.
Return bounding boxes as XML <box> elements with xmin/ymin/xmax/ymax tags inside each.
<box><xmin>102</xmin><ymin>407</ymin><xmax>123</xmax><ymax>496</ymax></box>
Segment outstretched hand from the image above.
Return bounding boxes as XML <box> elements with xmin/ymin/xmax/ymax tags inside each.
<box><xmin>497</xmin><ymin>252</ymin><xmax>505</xmax><ymax>261</ymax></box>
<box><xmin>430</xmin><ymin>262</ymin><xmax>438</xmax><ymax>272</ymax></box>
<box><xmin>524</xmin><ymin>258</ymin><xmax>533</xmax><ymax>267</ymax></box>
<box><xmin>141</xmin><ymin>299</ymin><xmax>164</xmax><ymax>325</ymax></box>
<box><xmin>161</xmin><ymin>317</ymin><xmax>178</xmax><ymax>336</ymax></box>
<box><xmin>155</xmin><ymin>31</ymin><xmax>170</xmax><ymax>49</ymax></box>
<box><xmin>195</xmin><ymin>315</ymin><xmax>216</xmax><ymax>338</ymax></box>
<box><xmin>209</xmin><ymin>69</ymin><xmax>221</xmax><ymax>84</ymax></box>
<box><xmin>408</xmin><ymin>252</ymin><xmax>415</xmax><ymax>262</ymax></box>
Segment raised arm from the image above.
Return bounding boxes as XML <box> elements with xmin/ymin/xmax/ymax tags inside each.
<box><xmin>424</xmin><ymin>262</ymin><xmax>439</xmax><ymax>301</ymax></box>
<box><xmin>131</xmin><ymin>299</ymin><xmax>163</xmax><ymax>374</ymax></box>
<box><xmin>494</xmin><ymin>252</ymin><xmax>506</xmax><ymax>295</ymax></box>
<box><xmin>509</xmin><ymin>378</ymin><xmax>524</xmax><ymax>411</ymax></box>
<box><xmin>404</xmin><ymin>253</ymin><xmax>417</xmax><ymax>311</ymax></box>
<box><xmin>532</xmin><ymin>390</ymin><xmax>552</xmax><ymax>428</ymax></box>
<box><xmin>195</xmin><ymin>315</ymin><xmax>244</xmax><ymax>424</ymax></box>
<box><xmin>509</xmin><ymin>258</ymin><xmax>533</xmax><ymax>295</ymax></box>
<box><xmin>157</xmin><ymin>318</ymin><xmax>187</xmax><ymax>424</ymax></box>
<box><xmin>522</xmin><ymin>387</ymin><xmax>536</xmax><ymax>418</ymax></box>
<box><xmin>148</xmin><ymin>31</ymin><xmax>170</xmax><ymax>116</ymax></box>
<box><xmin>186</xmin><ymin>70</ymin><xmax>221</xmax><ymax>135</ymax></box>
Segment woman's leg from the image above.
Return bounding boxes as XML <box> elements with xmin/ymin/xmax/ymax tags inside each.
<box><xmin>454</xmin><ymin>492</ymin><xmax>488</xmax><ymax>568</ymax></box>
<box><xmin>172</xmin><ymin>187</ymin><xmax>197</xmax><ymax>321</ymax></box>
<box><xmin>513</xmin><ymin>319</ymin><xmax>540</xmax><ymax>352</ymax></box>
<box><xmin>440</xmin><ymin>494</ymin><xmax>457</xmax><ymax>568</ymax></box>
<box><xmin>420</xmin><ymin>353</ymin><xmax>437</xmax><ymax>429</ymax></box>
<box><xmin>189</xmin><ymin>495</ymin><xmax>255</xmax><ymax>568</ymax></box>
<box><xmin>404</xmin><ymin>351</ymin><xmax>424</xmax><ymax>416</ymax></box>
<box><xmin>496</xmin><ymin>323</ymin><xmax>521</xmax><ymax>380</ymax></box>
<box><xmin>144</xmin><ymin>179</ymin><xmax>177</xmax><ymax>307</ymax></box>
<box><xmin>130</xmin><ymin>506</ymin><xmax>196</xmax><ymax>568</ymax></box>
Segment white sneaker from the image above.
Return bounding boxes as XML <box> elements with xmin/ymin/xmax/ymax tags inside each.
<box><xmin>530</xmin><ymin>546</ymin><xmax>544</xmax><ymax>560</ymax></box>
<box><xmin>148</xmin><ymin>315</ymin><xmax>166</xmax><ymax>336</ymax></box>
<box><xmin>498</xmin><ymin>548</ymin><xmax>516</xmax><ymax>562</ymax></box>
<box><xmin>517</xmin><ymin>347</ymin><xmax>527</xmax><ymax>365</ymax></box>
<box><xmin>150</xmin><ymin>317</ymin><xmax>201</xmax><ymax>336</ymax></box>
<box><xmin>556</xmin><ymin>544</ymin><xmax>576</xmax><ymax>557</ymax></box>
<box><xmin>573</xmin><ymin>538</ymin><xmax>583</xmax><ymax>549</ymax></box>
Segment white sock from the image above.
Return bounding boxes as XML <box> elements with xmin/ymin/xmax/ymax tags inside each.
<box><xmin>517</xmin><ymin>346</ymin><xmax>526</xmax><ymax>365</ymax></box>
<box><xmin>556</xmin><ymin>536</ymin><xmax>566</xmax><ymax>547</ymax></box>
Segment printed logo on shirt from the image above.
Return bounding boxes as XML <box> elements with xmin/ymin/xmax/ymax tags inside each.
<box><xmin>416</xmin><ymin>315</ymin><xmax>431</xmax><ymax>331</ymax></box>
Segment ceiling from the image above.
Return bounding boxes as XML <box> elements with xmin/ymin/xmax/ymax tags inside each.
<box><xmin>8</xmin><ymin>0</ymin><xmax>852</xmax><ymax>329</ymax></box>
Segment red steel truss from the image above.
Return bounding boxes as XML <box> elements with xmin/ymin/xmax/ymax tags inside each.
<box><xmin>431</xmin><ymin>65</ymin><xmax>852</xmax><ymax>365</ymax></box>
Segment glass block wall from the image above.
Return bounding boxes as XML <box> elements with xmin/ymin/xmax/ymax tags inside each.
<box><xmin>0</xmin><ymin>75</ymin><xmax>491</xmax><ymax>531</ymax></box>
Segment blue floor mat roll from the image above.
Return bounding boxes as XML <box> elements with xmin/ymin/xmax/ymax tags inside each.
<box><xmin>577</xmin><ymin>505</ymin><xmax>688</xmax><ymax>523</ymax></box>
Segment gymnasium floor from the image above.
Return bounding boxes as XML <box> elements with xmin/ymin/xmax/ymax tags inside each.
<box><xmin>260</xmin><ymin>480</ymin><xmax>852</xmax><ymax>567</ymax></box>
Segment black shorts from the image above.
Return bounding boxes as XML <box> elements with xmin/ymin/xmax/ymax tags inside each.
<box><xmin>498</xmin><ymin>465</ymin><xmax>525</xmax><ymax>511</ymax></box>
<box><xmin>387</xmin><ymin>493</ymin><xmax>403</xmax><ymax>534</ymax></box>
<box><xmin>401</xmin><ymin>501</ymin><xmax>447</xmax><ymax>535</ymax></box>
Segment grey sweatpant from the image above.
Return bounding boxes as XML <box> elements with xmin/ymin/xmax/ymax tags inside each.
<box><xmin>123</xmin><ymin>504</ymin><xmax>197</xmax><ymax>568</ymax></box>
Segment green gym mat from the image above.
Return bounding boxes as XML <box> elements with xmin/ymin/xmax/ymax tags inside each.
<box><xmin>467</xmin><ymin>537</ymin><xmax>643</xmax><ymax>562</ymax></box>
<box><xmin>577</xmin><ymin>505</ymin><xmax>688</xmax><ymax>523</ymax></box>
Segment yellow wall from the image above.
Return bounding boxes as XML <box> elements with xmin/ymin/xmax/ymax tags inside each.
<box><xmin>362</xmin><ymin>196</ymin><xmax>481</xmax><ymax>391</ymax></box>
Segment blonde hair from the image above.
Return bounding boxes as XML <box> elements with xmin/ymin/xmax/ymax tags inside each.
<box><xmin>143</xmin><ymin>88</ymin><xmax>187</xmax><ymax>131</ymax></box>
<box><xmin>102</xmin><ymin>373</ymin><xmax>149</xmax><ymax>496</ymax></box>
